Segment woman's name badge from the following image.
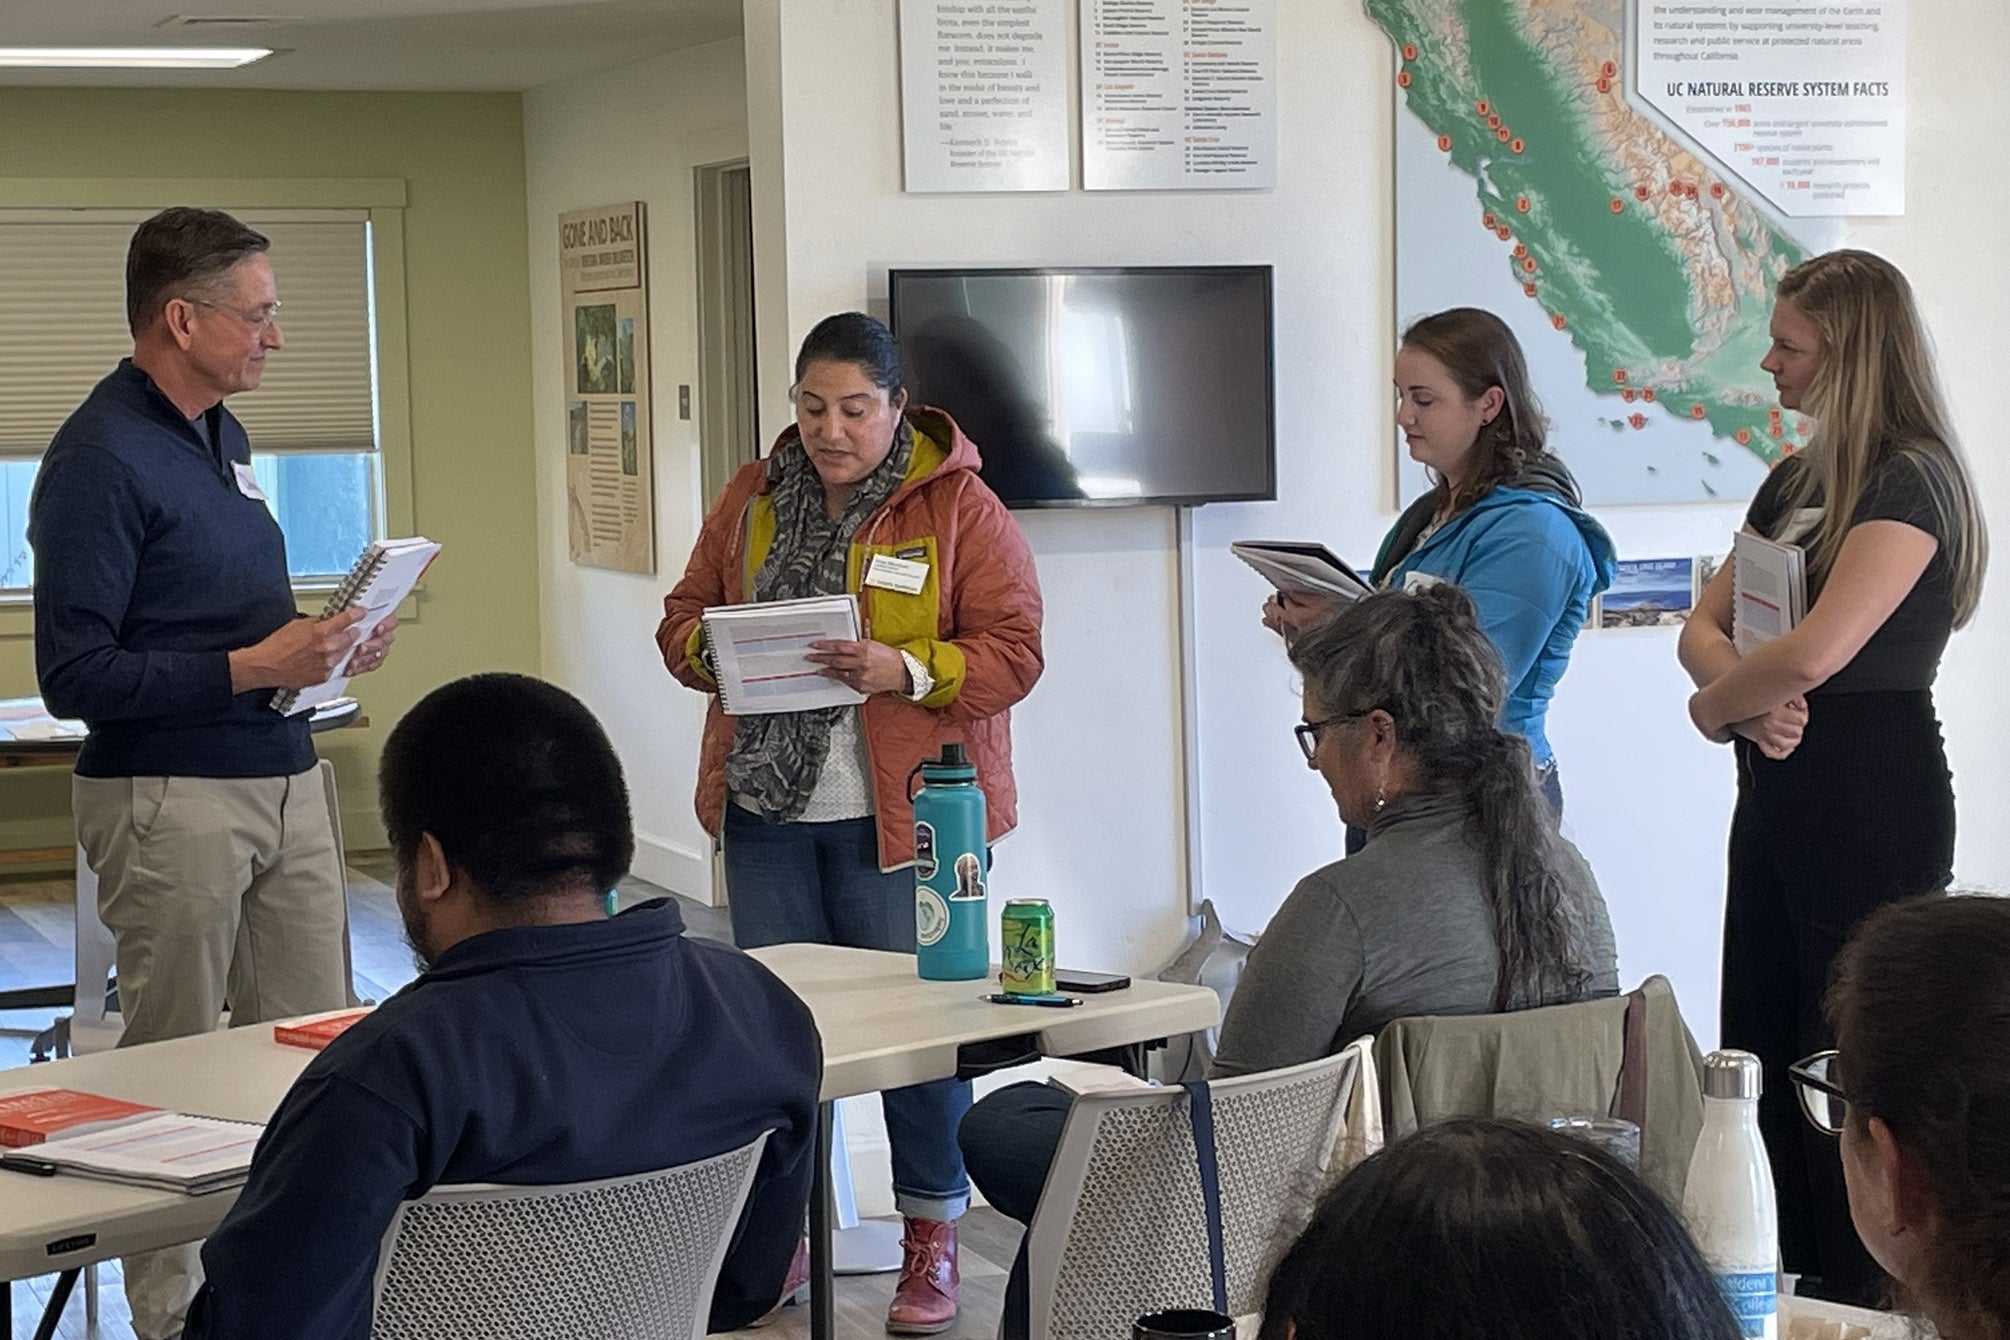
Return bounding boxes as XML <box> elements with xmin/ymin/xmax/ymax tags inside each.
<box><xmin>865</xmin><ymin>553</ymin><xmax>929</xmax><ymax>594</ymax></box>
<box><xmin>231</xmin><ymin>462</ymin><xmax>269</xmax><ymax>502</ymax></box>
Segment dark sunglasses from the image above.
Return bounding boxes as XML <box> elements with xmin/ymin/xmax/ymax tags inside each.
<box><xmin>1788</xmin><ymin>1049</ymin><xmax>1850</xmax><ymax>1136</ymax></box>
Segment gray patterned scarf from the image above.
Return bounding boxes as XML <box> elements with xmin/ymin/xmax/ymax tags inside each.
<box><xmin>724</xmin><ymin>420</ymin><xmax>915</xmax><ymax>821</ymax></box>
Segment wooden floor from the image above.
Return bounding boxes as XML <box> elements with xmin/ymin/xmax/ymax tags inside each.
<box><xmin>1</xmin><ymin>860</ymin><xmax>1025</xmax><ymax>1340</ymax></box>
<box><xmin>5</xmin><ymin>1215</ymin><xmax>1023</xmax><ymax>1340</ymax></box>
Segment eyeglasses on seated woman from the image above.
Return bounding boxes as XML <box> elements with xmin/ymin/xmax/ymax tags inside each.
<box><xmin>958</xmin><ymin>584</ymin><xmax>1621</xmax><ymax>1340</ymax></box>
<box><xmin>1788</xmin><ymin>1049</ymin><xmax>1849</xmax><ymax>1136</ymax></box>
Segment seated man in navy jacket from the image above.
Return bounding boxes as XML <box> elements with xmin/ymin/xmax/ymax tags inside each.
<box><xmin>183</xmin><ymin>673</ymin><xmax>823</xmax><ymax>1339</ymax></box>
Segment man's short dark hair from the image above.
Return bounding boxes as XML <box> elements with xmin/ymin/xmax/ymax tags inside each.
<box><xmin>379</xmin><ymin>673</ymin><xmax>635</xmax><ymax>903</ymax></box>
<box><xmin>125</xmin><ymin>207</ymin><xmax>270</xmax><ymax>336</ymax></box>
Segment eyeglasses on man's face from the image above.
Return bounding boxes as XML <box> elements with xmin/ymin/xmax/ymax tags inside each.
<box><xmin>1789</xmin><ymin>1049</ymin><xmax>1849</xmax><ymax>1136</ymax></box>
<box><xmin>191</xmin><ymin>297</ymin><xmax>283</xmax><ymax>334</ymax></box>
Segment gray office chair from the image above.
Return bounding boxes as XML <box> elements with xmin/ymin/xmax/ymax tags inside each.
<box><xmin>1022</xmin><ymin>1051</ymin><xmax>1357</xmax><ymax>1340</ymax></box>
<box><xmin>370</xmin><ymin>1132</ymin><xmax>770</xmax><ymax>1340</ymax></box>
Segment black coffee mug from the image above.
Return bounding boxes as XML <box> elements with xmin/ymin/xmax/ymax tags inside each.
<box><xmin>1134</xmin><ymin>1308</ymin><xmax>1236</xmax><ymax>1340</ymax></box>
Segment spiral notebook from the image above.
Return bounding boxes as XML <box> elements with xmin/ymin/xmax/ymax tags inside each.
<box><xmin>1</xmin><ymin>1111</ymin><xmax>265</xmax><ymax>1194</ymax></box>
<box><xmin>272</xmin><ymin>537</ymin><xmax>440</xmax><ymax>716</ymax></box>
<box><xmin>701</xmin><ymin>594</ymin><xmax>867</xmax><ymax>715</ymax></box>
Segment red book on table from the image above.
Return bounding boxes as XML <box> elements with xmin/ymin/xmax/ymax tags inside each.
<box><xmin>272</xmin><ymin>1009</ymin><xmax>371</xmax><ymax>1051</ymax></box>
<box><xmin>0</xmin><ymin>1087</ymin><xmax>158</xmax><ymax>1147</ymax></box>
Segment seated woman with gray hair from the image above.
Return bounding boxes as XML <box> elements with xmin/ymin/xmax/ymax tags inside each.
<box><xmin>1210</xmin><ymin>579</ymin><xmax>1618</xmax><ymax>1075</ymax></box>
<box><xmin>960</xmin><ymin>584</ymin><xmax>1618</xmax><ymax>1333</ymax></box>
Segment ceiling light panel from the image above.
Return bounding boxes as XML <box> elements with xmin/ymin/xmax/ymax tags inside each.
<box><xmin>0</xmin><ymin>47</ymin><xmax>273</xmax><ymax>68</ymax></box>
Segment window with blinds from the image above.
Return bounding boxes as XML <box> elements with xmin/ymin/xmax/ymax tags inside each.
<box><xmin>0</xmin><ymin>209</ymin><xmax>376</xmax><ymax>456</ymax></box>
<box><xmin>0</xmin><ymin>208</ymin><xmax>382</xmax><ymax>592</ymax></box>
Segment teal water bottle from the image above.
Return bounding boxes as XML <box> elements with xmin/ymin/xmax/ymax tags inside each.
<box><xmin>910</xmin><ymin>743</ymin><xmax>990</xmax><ymax>980</ymax></box>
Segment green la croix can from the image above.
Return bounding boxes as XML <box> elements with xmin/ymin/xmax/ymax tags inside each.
<box><xmin>1000</xmin><ymin>899</ymin><xmax>1056</xmax><ymax>996</ymax></box>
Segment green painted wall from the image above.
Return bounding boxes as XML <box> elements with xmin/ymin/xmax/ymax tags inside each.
<box><xmin>0</xmin><ymin>88</ymin><xmax>537</xmax><ymax>857</ymax></box>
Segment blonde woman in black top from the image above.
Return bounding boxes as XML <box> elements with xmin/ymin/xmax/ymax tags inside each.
<box><xmin>1679</xmin><ymin>249</ymin><xmax>1986</xmax><ymax>1305</ymax></box>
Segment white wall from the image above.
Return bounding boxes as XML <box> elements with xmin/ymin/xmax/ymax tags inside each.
<box><xmin>741</xmin><ymin>0</ymin><xmax>2010</xmax><ymax>1049</ymax></box>
<box><xmin>524</xmin><ymin>38</ymin><xmax>750</xmax><ymax>900</ymax></box>
<box><xmin>742</xmin><ymin>0</ymin><xmax>1376</xmax><ymax>986</ymax></box>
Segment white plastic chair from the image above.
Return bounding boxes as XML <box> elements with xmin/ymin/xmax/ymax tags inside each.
<box><xmin>1022</xmin><ymin>1051</ymin><xmax>1358</xmax><ymax>1340</ymax></box>
<box><xmin>370</xmin><ymin>1132</ymin><xmax>770</xmax><ymax>1340</ymax></box>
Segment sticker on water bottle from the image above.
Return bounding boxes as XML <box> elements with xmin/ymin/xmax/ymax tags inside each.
<box><xmin>916</xmin><ymin>887</ymin><xmax>949</xmax><ymax>946</ymax></box>
<box><xmin>950</xmin><ymin>851</ymin><xmax>985</xmax><ymax>901</ymax></box>
<box><xmin>1715</xmin><ymin>1269</ymin><xmax>1775</xmax><ymax>1337</ymax></box>
<box><xmin>914</xmin><ymin>822</ymin><xmax>937</xmax><ymax>880</ymax></box>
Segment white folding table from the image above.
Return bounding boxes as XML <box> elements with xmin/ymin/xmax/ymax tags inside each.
<box><xmin>1</xmin><ymin>942</ymin><xmax>1219</xmax><ymax>1340</ymax></box>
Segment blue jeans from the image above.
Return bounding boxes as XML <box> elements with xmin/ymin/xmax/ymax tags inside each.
<box><xmin>723</xmin><ymin>802</ymin><xmax>972</xmax><ymax>1221</ymax></box>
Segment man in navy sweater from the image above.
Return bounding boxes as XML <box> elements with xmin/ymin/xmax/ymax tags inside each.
<box><xmin>27</xmin><ymin>206</ymin><xmax>396</xmax><ymax>1337</ymax></box>
<box><xmin>183</xmin><ymin>673</ymin><xmax>824</xmax><ymax>1339</ymax></box>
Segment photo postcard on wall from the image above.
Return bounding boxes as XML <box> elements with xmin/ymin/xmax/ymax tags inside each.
<box><xmin>560</xmin><ymin>201</ymin><xmax>656</xmax><ymax>574</ymax></box>
<box><xmin>1599</xmin><ymin>557</ymin><xmax>1695</xmax><ymax>629</ymax></box>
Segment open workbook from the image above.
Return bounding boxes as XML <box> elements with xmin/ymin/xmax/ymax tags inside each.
<box><xmin>272</xmin><ymin>537</ymin><xmax>441</xmax><ymax>716</ymax></box>
<box><xmin>0</xmin><ymin>1097</ymin><xmax>262</xmax><ymax>1195</ymax></box>
<box><xmin>701</xmin><ymin>594</ymin><xmax>868</xmax><ymax>715</ymax></box>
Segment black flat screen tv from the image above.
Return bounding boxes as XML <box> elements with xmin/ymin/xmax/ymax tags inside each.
<box><xmin>887</xmin><ymin>266</ymin><xmax>1275</xmax><ymax>508</ymax></box>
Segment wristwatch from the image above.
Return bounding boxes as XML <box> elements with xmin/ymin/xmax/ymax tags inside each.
<box><xmin>899</xmin><ymin>649</ymin><xmax>934</xmax><ymax>702</ymax></box>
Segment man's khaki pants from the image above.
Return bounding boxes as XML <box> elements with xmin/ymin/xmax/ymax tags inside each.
<box><xmin>73</xmin><ymin>766</ymin><xmax>351</xmax><ymax>1340</ymax></box>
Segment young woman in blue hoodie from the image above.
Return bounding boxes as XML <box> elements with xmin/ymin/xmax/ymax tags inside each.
<box><xmin>1267</xmin><ymin>308</ymin><xmax>1615</xmax><ymax>826</ymax></box>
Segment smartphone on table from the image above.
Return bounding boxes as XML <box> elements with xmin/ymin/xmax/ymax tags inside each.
<box><xmin>1054</xmin><ymin>969</ymin><xmax>1131</xmax><ymax>994</ymax></box>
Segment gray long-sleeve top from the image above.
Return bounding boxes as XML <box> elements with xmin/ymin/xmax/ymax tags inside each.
<box><xmin>1210</xmin><ymin>790</ymin><xmax>1619</xmax><ymax>1078</ymax></box>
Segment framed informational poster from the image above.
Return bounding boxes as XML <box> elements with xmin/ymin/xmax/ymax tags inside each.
<box><xmin>1635</xmin><ymin>0</ymin><xmax>1905</xmax><ymax>216</ymax></box>
<box><xmin>899</xmin><ymin>0</ymin><xmax>1070</xmax><ymax>192</ymax></box>
<box><xmin>1082</xmin><ymin>0</ymin><xmax>1277</xmax><ymax>191</ymax></box>
<box><xmin>560</xmin><ymin>201</ymin><xmax>655</xmax><ymax>573</ymax></box>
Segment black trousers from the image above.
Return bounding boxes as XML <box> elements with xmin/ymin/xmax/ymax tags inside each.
<box><xmin>1721</xmin><ymin>690</ymin><xmax>1954</xmax><ymax>1305</ymax></box>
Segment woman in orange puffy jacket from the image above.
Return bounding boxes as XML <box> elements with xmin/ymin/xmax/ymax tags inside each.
<box><xmin>657</xmin><ymin>311</ymin><xmax>1043</xmax><ymax>1334</ymax></box>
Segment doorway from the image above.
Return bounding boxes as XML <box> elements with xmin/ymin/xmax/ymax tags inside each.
<box><xmin>693</xmin><ymin>159</ymin><xmax>757</xmax><ymax>906</ymax></box>
<box><xmin>694</xmin><ymin>159</ymin><xmax>758</xmax><ymax>508</ymax></box>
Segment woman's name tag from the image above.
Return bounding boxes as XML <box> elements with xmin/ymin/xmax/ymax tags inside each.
<box><xmin>864</xmin><ymin>553</ymin><xmax>929</xmax><ymax>594</ymax></box>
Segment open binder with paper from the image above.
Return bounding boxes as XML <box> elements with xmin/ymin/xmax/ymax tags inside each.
<box><xmin>272</xmin><ymin>537</ymin><xmax>440</xmax><ymax>716</ymax></box>
<box><xmin>1</xmin><ymin>1110</ymin><xmax>264</xmax><ymax>1194</ymax></box>
<box><xmin>701</xmin><ymin>594</ymin><xmax>868</xmax><ymax>715</ymax></box>
<box><xmin>1230</xmin><ymin>540</ymin><xmax>1374</xmax><ymax>600</ymax></box>
<box><xmin>1731</xmin><ymin>531</ymin><xmax>1807</xmax><ymax>654</ymax></box>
